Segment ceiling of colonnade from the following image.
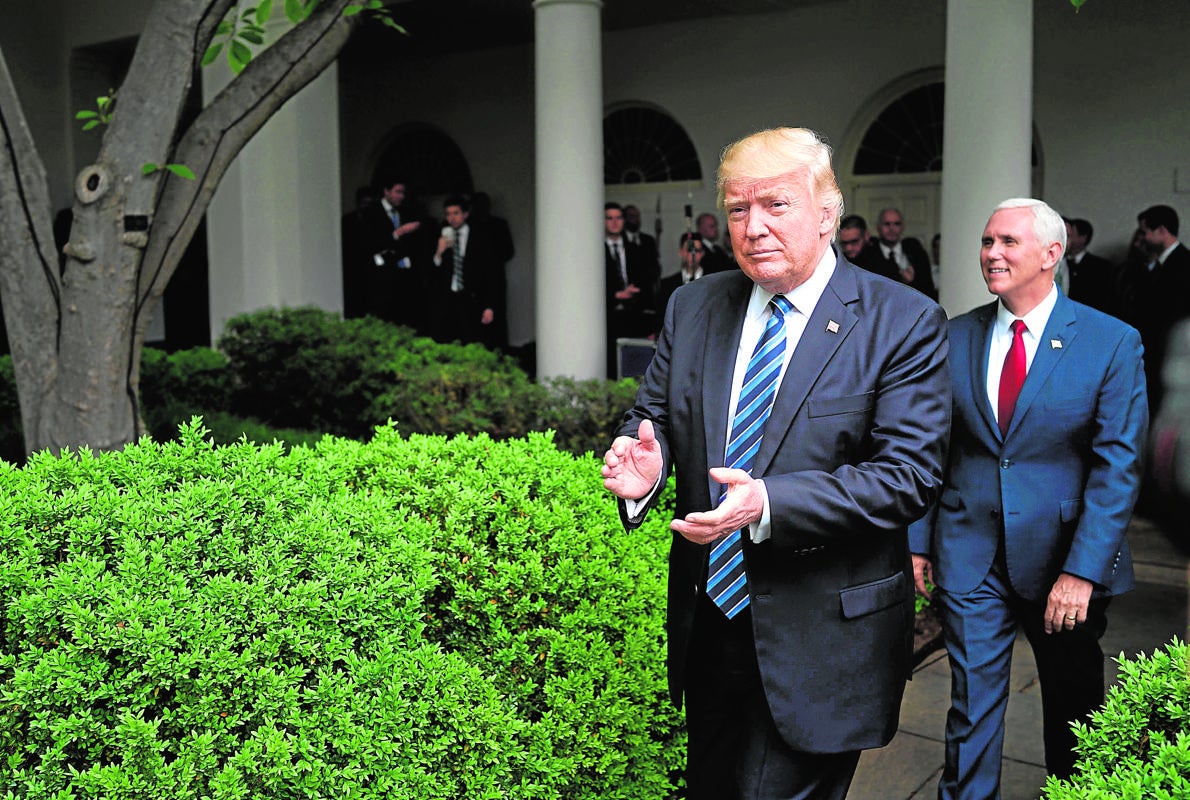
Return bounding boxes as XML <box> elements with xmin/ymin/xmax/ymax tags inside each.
<box><xmin>356</xmin><ymin>0</ymin><xmax>842</xmax><ymax>58</ymax></box>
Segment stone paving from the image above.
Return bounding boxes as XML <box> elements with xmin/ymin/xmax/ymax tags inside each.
<box><xmin>848</xmin><ymin>516</ymin><xmax>1188</xmax><ymax>800</ymax></box>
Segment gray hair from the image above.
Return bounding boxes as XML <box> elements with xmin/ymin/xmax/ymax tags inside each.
<box><xmin>994</xmin><ymin>198</ymin><xmax>1068</xmax><ymax>255</ymax></box>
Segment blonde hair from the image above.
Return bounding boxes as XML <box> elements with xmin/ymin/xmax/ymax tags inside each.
<box><xmin>717</xmin><ymin>128</ymin><xmax>845</xmax><ymax>233</ymax></box>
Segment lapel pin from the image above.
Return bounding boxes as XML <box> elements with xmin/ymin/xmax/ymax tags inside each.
<box><xmin>826</xmin><ymin>320</ymin><xmax>840</xmax><ymax>334</ymax></box>
<box><xmin>1050</xmin><ymin>339</ymin><xmax>1062</xmax><ymax>349</ymax></box>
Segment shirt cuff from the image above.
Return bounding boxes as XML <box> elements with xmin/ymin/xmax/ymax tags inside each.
<box><xmin>625</xmin><ymin>473</ymin><xmax>664</xmax><ymax>519</ymax></box>
<box><xmin>750</xmin><ymin>479</ymin><xmax>772</xmax><ymax>543</ymax></box>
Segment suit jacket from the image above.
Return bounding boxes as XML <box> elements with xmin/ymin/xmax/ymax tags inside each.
<box><xmin>1132</xmin><ymin>243</ymin><xmax>1190</xmax><ymax>410</ymax></box>
<box><xmin>616</xmin><ymin>250</ymin><xmax>950</xmax><ymax>753</ymax></box>
<box><xmin>355</xmin><ymin>202</ymin><xmax>435</xmax><ymax>328</ymax></box>
<box><xmin>875</xmin><ymin>238</ymin><xmax>937</xmax><ymax>303</ymax></box>
<box><xmin>698</xmin><ymin>236</ymin><xmax>736</xmax><ymax>274</ymax></box>
<box><xmin>1066</xmin><ymin>251</ymin><xmax>1120</xmax><ymax>318</ymax></box>
<box><xmin>909</xmin><ymin>295</ymin><xmax>1147</xmax><ymax>601</ymax></box>
<box><xmin>606</xmin><ymin>239</ymin><xmax>658</xmax><ymax>339</ymax></box>
<box><xmin>436</xmin><ymin>223</ymin><xmax>503</xmax><ymax>313</ymax></box>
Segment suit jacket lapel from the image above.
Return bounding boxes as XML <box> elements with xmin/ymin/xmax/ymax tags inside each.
<box><xmin>970</xmin><ymin>303</ymin><xmax>1000</xmax><ymax>438</ymax></box>
<box><xmin>754</xmin><ymin>252</ymin><xmax>858</xmax><ymax>477</ymax></box>
<box><xmin>1006</xmin><ymin>294</ymin><xmax>1078</xmax><ymax>437</ymax></box>
<box><xmin>702</xmin><ymin>273</ymin><xmax>751</xmax><ymax>499</ymax></box>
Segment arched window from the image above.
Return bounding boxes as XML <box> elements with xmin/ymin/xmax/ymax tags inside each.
<box><xmin>370</xmin><ymin>124</ymin><xmax>472</xmax><ymax>196</ymax></box>
<box><xmin>852</xmin><ymin>81</ymin><xmax>1039</xmax><ymax>175</ymax></box>
<box><xmin>603</xmin><ymin>105</ymin><xmax>701</xmax><ymax>186</ymax></box>
<box><xmin>854</xmin><ymin>83</ymin><xmax>944</xmax><ymax>175</ymax></box>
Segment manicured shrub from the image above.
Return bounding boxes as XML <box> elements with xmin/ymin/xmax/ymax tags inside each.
<box><xmin>1043</xmin><ymin>638</ymin><xmax>1190</xmax><ymax>799</ymax></box>
<box><xmin>217</xmin><ymin>308</ymin><xmax>416</xmax><ymax>439</ymax></box>
<box><xmin>0</xmin><ymin>420</ymin><xmax>683</xmax><ymax>798</ymax></box>
<box><xmin>140</xmin><ymin>346</ymin><xmax>235</xmax><ymax>442</ymax></box>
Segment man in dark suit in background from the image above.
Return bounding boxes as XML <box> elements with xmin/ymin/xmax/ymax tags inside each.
<box><xmin>430</xmin><ymin>194</ymin><xmax>502</xmax><ymax>346</ymax></box>
<box><xmin>602</xmin><ymin>127</ymin><xmax>950</xmax><ymax>799</ymax></box>
<box><xmin>357</xmin><ymin>176</ymin><xmax>432</xmax><ymax>331</ymax></box>
<box><xmin>839</xmin><ymin>213</ymin><xmax>897</xmax><ymax>279</ymax></box>
<box><xmin>694</xmin><ymin>212</ymin><xmax>737</xmax><ymax>274</ymax></box>
<box><xmin>469</xmin><ymin>191</ymin><xmax>515</xmax><ymax>350</ymax></box>
<box><xmin>605</xmin><ymin>202</ymin><xmax>657</xmax><ymax>376</ymax></box>
<box><xmin>624</xmin><ymin>204</ymin><xmax>662</xmax><ymax>279</ymax></box>
<box><xmin>1063</xmin><ymin>216</ymin><xmax>1119</xmax><ymax>318</ymax></box>
<box><xmin>1132</xmin><ymin>204</ymin><xmax>1190</xmax><ymax>416</ymax></box>
<box><xmin>876</xmin><ymin>207</ymin><xmax>938</xmax><ymax>299</ymax></box>
<box><xmin>911</xmin><ymin>198</ymin><xmax>1147</xmax><ymax>799</ymax></box>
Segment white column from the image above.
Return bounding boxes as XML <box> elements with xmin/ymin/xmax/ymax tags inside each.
<box><xmin>534</xmin><ymin>0</ymin><xmax>605</xmax><ymax>379</ymax></box>
<box><xmin>203</xmin><ymin>40</ymin><xmax>343</xmax><ymax>342</ymax></box>
<box><xmin>939</xmin><ymin>0</ymin><xmax>1034</xmax><ymax>316</ymax></box>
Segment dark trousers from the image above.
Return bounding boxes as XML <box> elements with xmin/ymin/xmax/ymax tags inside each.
<box><xmin>684</xmin><ymin>594</ymin><xmax>861</xmax><ymax>800</ymax></box>
<box><xmin>937</xmin><ymin>550</ymin><xmax>1109</xmax><ymax>800</ymax></box>
<box><xmin>432</xmin><ymin>289</ymin><xmax>483</xmax><ymax>346</ymax></box>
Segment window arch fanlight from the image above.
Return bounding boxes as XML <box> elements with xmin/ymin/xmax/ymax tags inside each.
<box><xmin>852</xmin><ymin>80</ymin><xmax>1039</xmax><ymax>175</ymax></box>
<box><xmin>603</xmin><ymin>104</ymin><xmax>702</xmax><ymax>186</ymax></box>
<box><xmin>370</xmin><ymin>123</ymin><xmax>473</xmax><ymax>197</ymax></box>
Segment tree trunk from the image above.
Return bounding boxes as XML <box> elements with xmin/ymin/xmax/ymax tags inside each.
<box><xmin>0</xmin><ymin>0</ymin><xmax>357</xmax><ymax>455</ymax></box>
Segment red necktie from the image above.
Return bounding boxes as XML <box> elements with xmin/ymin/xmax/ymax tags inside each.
<box><xmin>998</xmin><ymin>319</ymin><xmax>1027</xmax><ymax>435</ymax></box>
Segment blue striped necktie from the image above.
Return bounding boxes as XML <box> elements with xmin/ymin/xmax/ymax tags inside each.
<box><xmin>707</xmin><ymin>294</ymin><xmax>793</xmax><ymax>618</ymax></box>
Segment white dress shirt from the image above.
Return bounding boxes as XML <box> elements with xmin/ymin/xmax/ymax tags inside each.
<box><xmin>985</xmin><ymin>284</ymin><xmax>1059</xmax><ymax>428</ymax></box>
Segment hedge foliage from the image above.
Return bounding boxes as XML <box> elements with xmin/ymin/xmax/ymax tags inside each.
<box><xmin>0</xmin><ymin>421</ymin><xmax>683</xmax><ymax>798</ymax></box>
<box><xmin>0</xmin><ymin>310</ymin><xmax>642</xmax><ymax>462</ymax></box>
<box><xmin>1043</xmin><ymin>638</ymin><xmax>1190</xmax><ymax>799</ymax></box>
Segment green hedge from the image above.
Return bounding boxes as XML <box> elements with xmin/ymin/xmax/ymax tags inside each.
<box><xmin>0</xmin><ymin>421</ymin><xmax>683</xmax><ymax>798</ymax></box>
<box><xmin>1043</xmin><ymin>638</ymin><xmax>1190</xmax><ymax>799</ymax></box>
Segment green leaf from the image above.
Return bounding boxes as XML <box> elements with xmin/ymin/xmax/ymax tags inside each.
<box><xmin>75</xmin><ymin>110</ymin><xmax>98</xmax><ymax>119</ymax></box>
<box><xmin>381</xmin><ymin>18</ymin><xmax>407</xmax><ymax>34</ymax></box>
<box><xmin>216</xmin><ymin>19</ymin><xmax>234</xmax><ymax>36</ymax></box>
<box><xmin>367</xmin><ymin>0</ymin><xmax>383</xmax><ymax>8</ymax></box>
<box><xmin>344</xmin><ymin>4</ymin><xmax>363</xmax><ymax>15</ymax></box>
<box><xmin>228</xmin><ymin>50</ymin><xmax>246</xmax><ymax>75</ymax></box>
<box><xmin>256</xmin><ymin>0</ymin><xmax>275</xmax><ymax>24</ymax></box>
<box><xmin>284</xmin><ymin>0</ymin><xmax>304</xmax><ymax>23</ymax></box>
<box><xmin>202</xmin><ymin>43</ymin><xmax>223</xmax><ymax>67</ymax></box>
<box><xmin>1070</xmin><ymin>0</ymin><xmax>1088</xmax><ymax>9</ymax></box>
<box><xmin>231</xmin><ymin>40</ymin><xmax>253</xmax><ymax>66</ymax></box>
<box><xmin>82</xmin><ymin>120</ymin><xmax>100</xmax><ymax>131</ymax></box>
<box><xmin>238</xmin><ymin>29</ymin><xmax>264</xmax><ymax>45</ymax></box>
<box><xmin>165</xmin><ymin>164</ymin><xmax>197</xmax><ymax>181</ymax></box>
<box><xmin>142</xmin><ymin>163</ymin><xmax>160</xmax><ymax>175</ymax></box>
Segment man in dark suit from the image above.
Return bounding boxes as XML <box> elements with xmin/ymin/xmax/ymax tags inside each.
<box><xmin>1063</xmin><ymin>217</ymin><xmax>1120</xmax><ymax>318</ymax></box>
<box><xmin>624</xmin><ymin>204</ymin><xmax>662</xmax><ymax>278</ymax></box>
<box><xmin>839</xmin><ymin>213</ymin><xmax>898</xmax><ymax>279</ymax></box>
<box><xmin>876</xmin><ymin>207</ymin><xmax>938</xmax><ymax>299</ymax></box>
<box><xmin>602</xmin><ymin>127</ymin><xmax>950</xmax><ymax>800</ymax></box>
<box><xmin>910</xmin><ymin>198</ymin><xmax>1148</xmax><ymax>799</ymax></box>
<box><xmin>605</xmin><ymin>202</ymin><xmax>657</xmax><ymax>376</ymax></box>
<box><xmin>356</xmin><ymin>177</ymin><xmax>432</xmax><ymax>331</ymax></box>
<box><xmin>653</xmin><ymin>232</ymin><xmax>706</xmax><ymax>338</ymax></box>
<box><xmin>469</xmin><ymin>191</ymin><xmax>515</xmax><ymax>350</ymax></box>
<box><xmin>430</xmin><ymin>194</ymin><xmax>502</xmax><ymax>346</ymax></box>
<box><xmin>1133</xmin><ymin>204</ymin><xmax>1190</xmax><ymax>416</ymax></box>
<box><xmin>694</xmin><ymin>212</ymin><xmax>737</xmax><ymax>274</ymax></box>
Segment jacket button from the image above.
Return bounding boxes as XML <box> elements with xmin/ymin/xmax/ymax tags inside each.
<box><xmin>991</xmin><ymin>508</ymin><xmax>1000</xmax><ymax>518</ymax></box>
<box><xmin>1000</xmin><ymin>459</ymin><xmax>1011</xmax><ymax>469</ymax></box>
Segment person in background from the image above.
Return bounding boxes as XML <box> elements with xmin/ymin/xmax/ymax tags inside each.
<box><xmin>875</xmin><ymin>207</ymin><xmax>938</xmax><ymax>299</ymax></box>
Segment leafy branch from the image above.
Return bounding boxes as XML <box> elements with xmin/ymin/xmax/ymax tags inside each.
<box><xmin>344</xmin><ymin>0</ymin><xmax>407</xmax><ymax>33</ymax></box>
<box><xmin>74</xmin><ymin>92</ymin><xmax>115</xmax><ymax>131</ymax></box>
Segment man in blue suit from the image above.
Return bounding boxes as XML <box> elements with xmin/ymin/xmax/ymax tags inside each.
<box><xmin>602</xmin><ymin>127</ymin><xmax>950</xmax><ymax>800</ymax></box>
<box><xmin>910</xmin><ymin>198</ymin><xmax>1148</xmax><ymax>799</ymax></box>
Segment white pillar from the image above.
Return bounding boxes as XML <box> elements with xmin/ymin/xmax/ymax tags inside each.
<box><xmin>203</xmin><ymin>42</ymin><xmax>343</xmax><ymax>343</ymax></box>
<box><xmin>534</xmin><ymin>0</ymin><xmax>605</xmax><ymax>379</ymax></box>
<box><xmin>939</xmin><ymin>0</ymin><xmax>1034</xmax><ymax>316</ymax></box>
